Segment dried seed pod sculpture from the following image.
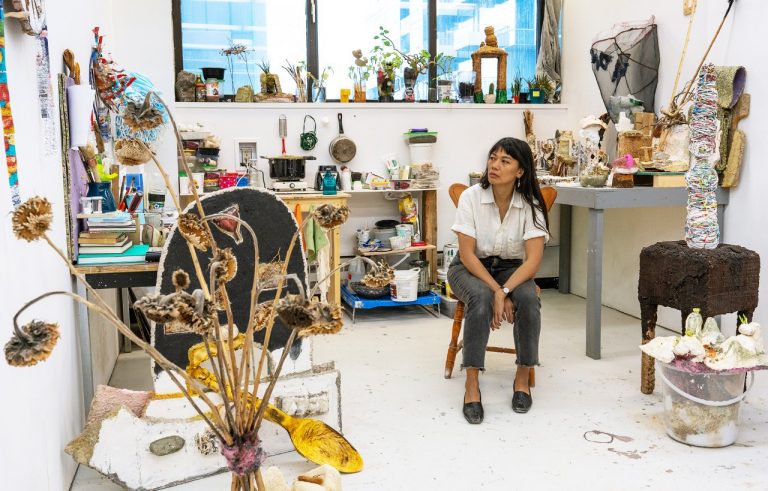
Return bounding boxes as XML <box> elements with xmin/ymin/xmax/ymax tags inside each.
<box><xmin>6</xmin><ymin>67</ymin><xmax>364</xmax><ymax>489</ymax></box>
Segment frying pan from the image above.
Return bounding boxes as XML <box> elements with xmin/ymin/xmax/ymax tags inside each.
<box><xmin>329</xmin><ymin>113</ymin><xmax>356</xmax><ymax>163</ymax></box>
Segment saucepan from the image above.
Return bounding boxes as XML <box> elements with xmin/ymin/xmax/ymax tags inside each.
<box><xmin>329</xmin><ymin>113</ymin><xmax>356</xmax><ymax>163</ymax></box>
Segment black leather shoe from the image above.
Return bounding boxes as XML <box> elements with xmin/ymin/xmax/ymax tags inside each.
<box><xmin>512</xmin><ymin>391</ymin><xmax>532</xmax><ymax>413</ymax></box>
<box><xmin>463</xmin><ymin>391</ymin><xmax>483</xmax><ymax>424</ymax></box>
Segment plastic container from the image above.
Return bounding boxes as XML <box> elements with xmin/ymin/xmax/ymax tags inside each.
<box><xmin>389</xmin><ymin>236</ymin><xmax>410</xmax><ymax>250</ymax></box>
<box><xmin>390</xmin><ymin>268</ymin><xmax>420</xmax><ymax>302</ymax></box>
<box><xmin>658</xmin><ymin>362</ymin><xmax>754</xmax><ymax>448</ymax></box>
<box><xmin>408</xmin><ymin>143</ymin><xmax>434</xmax><ymax>164</ymax></box>
<box><xmin>443</xmin><ymin>243</ymin><xmax>458</xmax><ymax>267</ymax></box>
<box><xmin>395</xmin><ymin>224</ymin><xmax>413</xmax><ymax>245</ymax></box>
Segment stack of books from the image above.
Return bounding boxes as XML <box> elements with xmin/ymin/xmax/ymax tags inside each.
<box><xmin>77</xmin><ymin>212</ymin><xmax>148</xmax><ymax>265</ymax></box>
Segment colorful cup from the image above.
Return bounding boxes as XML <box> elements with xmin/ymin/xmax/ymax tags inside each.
<box><xmin>340</xmin><ymin>89</ymin><xmax>351</xmax><ymax>103</ymax></box>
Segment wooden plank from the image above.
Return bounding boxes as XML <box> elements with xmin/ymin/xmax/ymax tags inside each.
<box><xmin>358</xmin><ymin>244</ymin><xmax>436</xmax><ymax>257</ymax></box>
<box><xmin>422</xmin><ymin>190</ymin><xmax>438</xmax><ymax>282</ymax></box>
<box><xmin>74</xmin><ymin>262</ymin><xmax>159</xmax><ymax>275</ymax></box>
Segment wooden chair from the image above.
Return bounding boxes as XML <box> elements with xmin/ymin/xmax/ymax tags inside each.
<box><xmin>443</xmin><ymin>184</ymin><xmax>557</xmax><ymax>380</ymax></box>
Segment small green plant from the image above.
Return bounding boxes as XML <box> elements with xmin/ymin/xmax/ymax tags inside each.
<box><xmin>348</xmin><ymin>49</ymin><xmax>371</xmax><ymax>93</ymax></box>
<box><xmin>434</xmin><ymin>53</ymin><xmax>455</xmax><ymax>80</ymax></box>
<box><xmin>256</xmin><ymin>59</ymin><xmax>270</xmax><ymax>74</ymax></box>
<box><xmin>512</xmin><ymin>74</ymin><xmax>523</xmax><ymax>96</ymax></box>
<box><xmin>305</xmin><ymin>63</ymin><xmax>333</xmax><ymax>90</ymax></box>
<box><xmin>528</xmin><ymin>74</ymin><xmax>554</xmax><ymax>100</ymax></box>
<box><xmin>488</xmin><ymin>82</ymin><xmax>495</xmax><ymax>95</ymax></box>
<box><xmin>373</xmin><ymin>26</ymin><xmax>431</xmax><ymax>75</ymax></box>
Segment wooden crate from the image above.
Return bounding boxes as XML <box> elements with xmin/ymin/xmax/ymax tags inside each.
<box><xmin>634</xmin><ymin>171</ymin><xmax>686</xmax><ymax>187</ymax></box>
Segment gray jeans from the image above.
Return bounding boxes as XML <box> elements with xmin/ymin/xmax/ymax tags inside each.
<box><xmin>447</xmin><ymin>254</ymin><xmax>541</xmax><ymax>369</ymax></box>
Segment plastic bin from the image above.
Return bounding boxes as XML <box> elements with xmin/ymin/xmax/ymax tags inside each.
<box><xmin>658</xmin><ymin>362</ymin><xmax>754</xmax><ymax>447</ymax></box>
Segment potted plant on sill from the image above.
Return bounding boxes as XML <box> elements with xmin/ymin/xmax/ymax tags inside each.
<box><xmin>307</xmin><ymin>64</ymin><xmax>333</xmax><ymax>103</ymax></box>
<box><xmin>369</xmin><ymin>42</ymin><xmax>402</xmax><ymax>102</ymax></box>
<box><xmin>512</xmin><ymin>74</ymin><xmax>523</xmax><ymax>104</ymax></box>
<box><xmin>528</xmin><ymin>75</ymin><xmax>553</xmax><ymax>104</ymax></box>
<box><xmin>434</xmin><ymin>53</ymin><xmax>455</xmax><ymax>103</ymax></box>
<box><xmin>484</xmin><ymin>82</ymin><xmax>497</xmax><ymax>104</ymax></box>
<box><xmin>348</xmin><ymin>50</ymin><xmax>371</xmax><ymax>103</ymax></box>
<box><xmin>373</xmin><ymin>26</ymin><xmax>431</xmax><ymax>102</ymax></box>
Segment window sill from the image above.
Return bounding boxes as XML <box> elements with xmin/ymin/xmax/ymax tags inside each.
<box><xmin>174</xmin><ymin>101</ymin><xmax>568</xmax><ymax>111</ymax></box>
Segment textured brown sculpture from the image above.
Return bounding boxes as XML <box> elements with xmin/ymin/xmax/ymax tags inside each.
<box><xmin>471</xmin><ymin>26</ymin><xmax>508</xmax><ymax>95</ymax></box>
<box><xmin>638</xmin><ymin>241</ymin><xmax>760</xmax><ymax>394</ymax></box>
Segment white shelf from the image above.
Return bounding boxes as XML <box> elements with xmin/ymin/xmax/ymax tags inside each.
<box><xmin>346</xmin><ymin>188</ymin><xmax>438</xmax><ymax>193</ymax></box>
<box><xmin>174</xmin><ymin>102</ymin><xmax>568</xmax><ymax>111</ymax></box>
<box><xmin>358</xmin><ymin>244</ymin><xmax>437</xmax><ymax>257</ymax></box>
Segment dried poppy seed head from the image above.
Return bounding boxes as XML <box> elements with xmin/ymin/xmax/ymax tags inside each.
<box><xmin>251</xmin><ymin>301</ymin><xmax>274</xmax><ymax>331</ymax></box>
<box><xmin>114</xmin><ymin>138</ymin><xmax>153</xmax><ymax>166</ymax></box>
<box><xmin>362</xmin><ymin>261</ymin><xmax>395</xmax><ymax>288</ymax></box>
<box><xmin>122</xmin><ymin>95</ymin><xmax>164</xmax><ymax>132</ymax></box>
<box><xmin>257</xmin><ymin>261</ymin><xmax>282</xmax><ymax>289</ymax></box>
<box><xmin>5</xmin><ymin>321</ymin><xmax>60</xmax><ymax>367</ymax></box>
<box><xmin>276</xmin><ymin>295</ymin><xmax>314</xmax><ymax>328</ymax></box>
<box><xmin>12</xmin><ymin>196</ymin><xmax>53</xmax><ymax>242</ymax></box>
<box><xmin>211</xmin><ymin>248</ymin><xmax>237</xmax><ymax>283</ymax></box>
<box><xmin>178</xmin><ymin>212</ymin><xmax>211</xmax><ymax>251</ymax></box>
<box><xmin>298</xmin><ymin>303</ymin><xmax>343</xmax><ymax>337</ymax></box>
<box><xmin>134</xmin><ymin>292</ymin><xmax>184</xmax><ymax>323</ymax></box>
<box><xmin>172</xmin><ymin>270</ymin><xmax>190</xmax><ymax>291</ymax></box>
<box><xmin>312</xmin><ymin>204</ymin><xmax>350</xmax><ymax>230</ymax></box>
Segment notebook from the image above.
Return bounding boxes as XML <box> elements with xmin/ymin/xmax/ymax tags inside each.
<box><xmin>77</xmin><ymin>240</ymin><xmax>132</xmax><ymax>255</ymax></box>
<box><xmin>77</xmin><ymin>244</ymin><xmax>149</xmax><ymax>265</ymax></box>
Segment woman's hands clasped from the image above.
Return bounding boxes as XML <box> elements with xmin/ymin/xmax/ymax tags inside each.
<box><xmin>491</xmin><ymin>289</ymin><xmax>515</xmax><ymax>330</ymax></box>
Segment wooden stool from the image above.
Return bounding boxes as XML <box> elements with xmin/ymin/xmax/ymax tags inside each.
<box><xmin>444</xmin><ymin>293</ymin><xmax>536</xmax><ymax>386</ymax></box>
<box><xmin>638</xmin><ymin>240</ymin><xmax>760</xmax><ymax>394</ymax></box>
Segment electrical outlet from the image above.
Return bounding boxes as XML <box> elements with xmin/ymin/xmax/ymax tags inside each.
<box><xmin>234</xmin><ymin>138</ymin><xmax>259</xmax><ymax>167</ymax></box>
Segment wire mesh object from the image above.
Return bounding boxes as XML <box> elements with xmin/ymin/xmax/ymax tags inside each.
<box><xmin>590</xmin><ymin>16</ymin><xmax>659</xmax><ymax>122</ymax></box>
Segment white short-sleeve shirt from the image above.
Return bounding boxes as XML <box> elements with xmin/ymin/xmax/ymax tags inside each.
<box><xmin>451</xmin><ymin>184</ymin><xmax>549</xmax><ymax>259</ymax></box>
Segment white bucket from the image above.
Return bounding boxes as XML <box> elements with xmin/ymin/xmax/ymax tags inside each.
<box><xmin>658</xmin><ymin>362</ymin><xmax>754</xmax><ymax>448</ymax></box>
<box><xmin>390</xmin><ymin>268</ymin><xmax>420</xmax><ymax>302</ymax></box>
<box><xmin>409</xmin><ymin>143</ymin><xmax>434</xmax><ymax>164</ymax></box>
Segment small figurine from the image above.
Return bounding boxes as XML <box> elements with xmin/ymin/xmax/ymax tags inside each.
<box><xmin>483</xmin><ymin>26</ymin><xmax>498</xmax><ymax>48</ymax></box>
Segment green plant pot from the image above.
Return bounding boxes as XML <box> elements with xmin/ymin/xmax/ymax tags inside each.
<box><xmin>530</xmin><ymin>90</ymin><xmax>546</xmax><ymax>104</ymax></box>
<box><xmin>495</xmin><ymin>89</ymin><xmax>508</xmax><ymax>104</ymax></box>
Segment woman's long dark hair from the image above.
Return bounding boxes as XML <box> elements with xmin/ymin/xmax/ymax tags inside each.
<box><xmin>480</xmin><ymin>137</ymin><xmax>549</xmax><ymax>233</ymax></box>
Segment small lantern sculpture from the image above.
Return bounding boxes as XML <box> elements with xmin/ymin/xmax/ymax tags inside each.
<box><xmin>471</xmin><ymin>26</ymin><xmax>508</xmax><ymax>103</ymax></box>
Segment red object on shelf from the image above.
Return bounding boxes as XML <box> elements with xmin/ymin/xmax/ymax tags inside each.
<box><xmin>219</xmin><ymin>172</ymin><xmax>245</xmax><ymax>189</ymax></box>
<box><xmin>411</xmin><ymin>241</ymin><xmax>427</xmax><ymax>247</ymax></box>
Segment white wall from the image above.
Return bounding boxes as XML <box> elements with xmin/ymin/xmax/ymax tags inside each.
<box><xmin>562</xmin><ymin>0</ymin><xmax>767</xmax><ymax>331</ymax></box>
<box><xmin>173</xmin><ymin>103</ymin><xmax>567</xmax><ymax>261</ymax></box>
<box><xmin>0</xmin><ymin>2</ymin><xmax>113</xmax><ymax>490</ymax></box>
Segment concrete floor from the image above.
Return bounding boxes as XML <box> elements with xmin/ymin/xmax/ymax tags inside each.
<box><xmin>72</xmin><ymin>291</ymin><xmax>768</xmax><ymax>490</ymax></box>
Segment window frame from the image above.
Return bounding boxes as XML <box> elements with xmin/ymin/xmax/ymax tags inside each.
<box><xmin>172</xmin><ymin>0</ymin><xmax>545</xmax><ymax>102</ymax></box>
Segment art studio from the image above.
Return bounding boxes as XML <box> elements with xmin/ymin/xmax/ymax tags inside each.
<box><xmin>2</xmin><ymin>1</ymin><xmax>767</xmax><ymax>490</ymax></box>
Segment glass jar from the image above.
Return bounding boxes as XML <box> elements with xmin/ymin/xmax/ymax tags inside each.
<box><xmin>410</xmin><ymin>259</ymin><xmax>431</xmax><ymax>295</ymax></box>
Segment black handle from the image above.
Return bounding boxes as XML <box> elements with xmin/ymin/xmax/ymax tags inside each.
<box><xmin>338</xmin><ymin>113</ymin><xmax>344</xmax><ymax>135</ymax></box>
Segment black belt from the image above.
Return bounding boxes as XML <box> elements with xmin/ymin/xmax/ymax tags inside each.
<box><xmin>451</xmin><ymin>253</ymin><xmax>522</xmax><ymax>268</ymax></box>
<box><xmin>479</xmin><ymin>256</ymin><xmax>523</xmax><ymax>268</ymax></box>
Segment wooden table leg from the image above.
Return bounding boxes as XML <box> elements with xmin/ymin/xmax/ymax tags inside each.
<box><xmin>330</xmin><ymin>226</ymin><xmax>341</xmax><ymax>306</ymax></box>
<box><xmin>640</xmin><ymin>301</ymin><xmax>658</xmax><ymax>394</ymax></box>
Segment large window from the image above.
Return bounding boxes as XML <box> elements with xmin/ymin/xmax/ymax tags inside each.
<box><xmin>177</xmin><ymin>0</ymin><xmax>306</xmax><ymax>96</ymax></box>
<box><xmin>437</xmin><ymin>0</ymin><xmax>538</xmax><ymax>96</ymax></box>
<box><xmin>173</xmin><ymin>0</ymin><xmax>542</xmax><ymax>101</ymax></box>
<box><xmin>317</xmin><ymin>1</ymin><xmax>427</xmax><ymax>100</ymax></box>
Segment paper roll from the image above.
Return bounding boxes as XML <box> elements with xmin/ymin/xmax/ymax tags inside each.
<box><xmin>67</xmin><ymin>85</ymin><xmax>96</xmax><ymax>149</ymax></box>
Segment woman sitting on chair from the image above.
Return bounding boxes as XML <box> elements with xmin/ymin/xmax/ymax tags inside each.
<box><xmin>448</xmin><ymin>137</ymin><xmax>549</xmax><ymax>424</ymax></box>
